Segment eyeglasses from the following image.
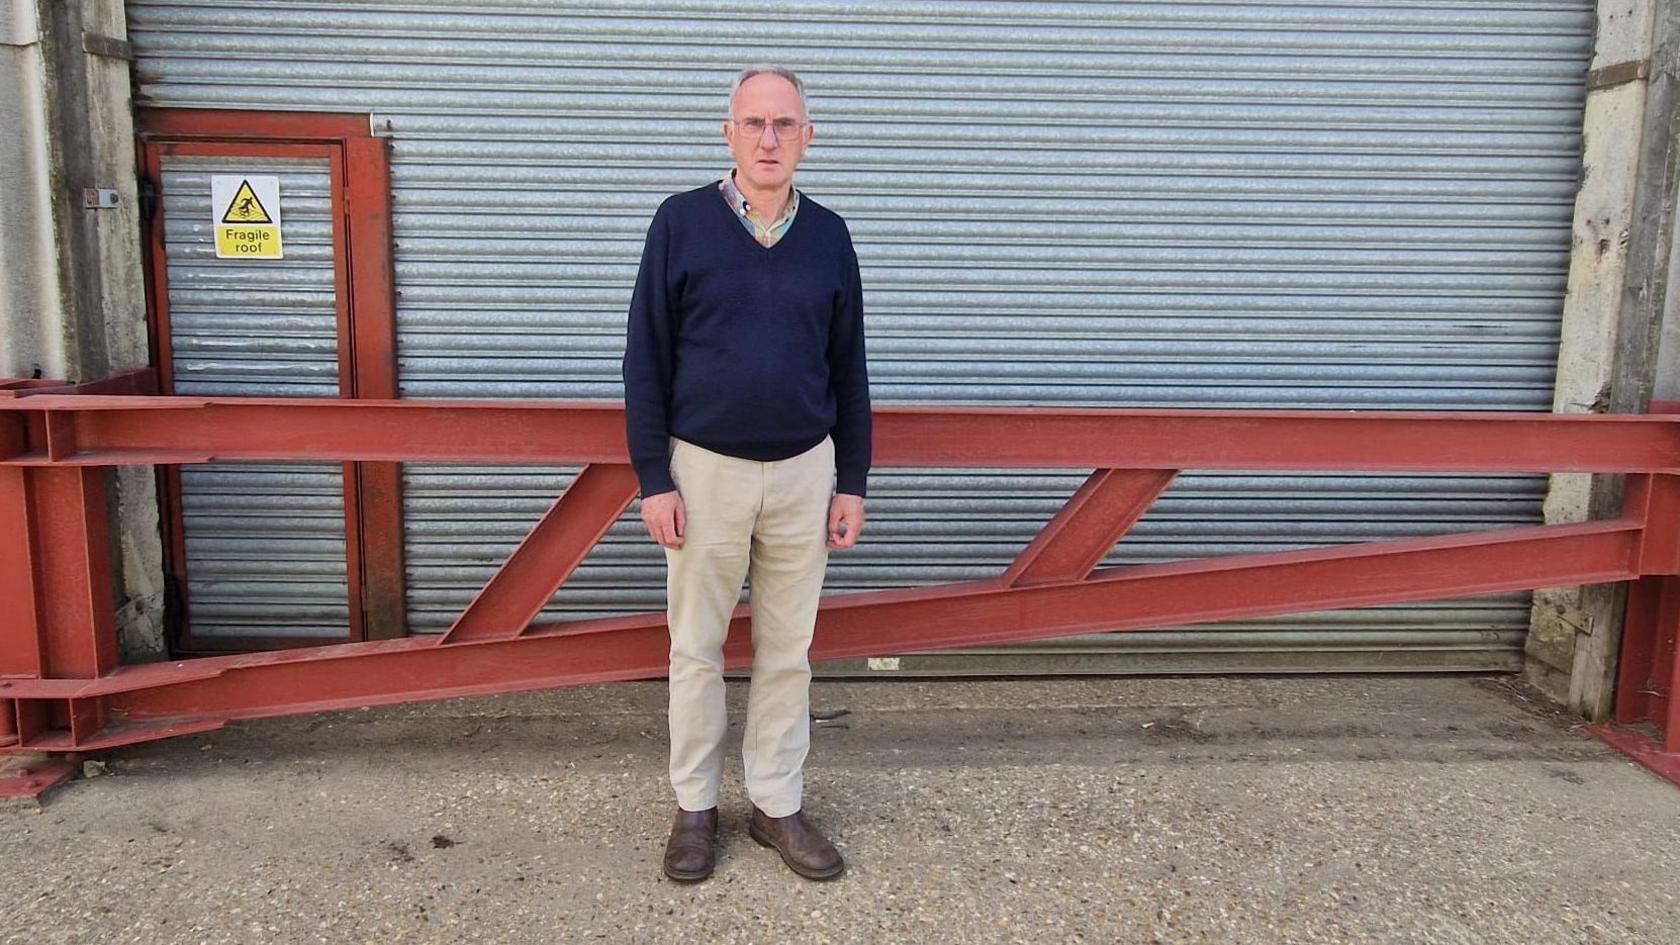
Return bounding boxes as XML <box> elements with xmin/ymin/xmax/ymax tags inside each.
<box><xmin>731</xmin><ymin>117</ymin><xmax>808</xmax><ymax>141</ymax></box>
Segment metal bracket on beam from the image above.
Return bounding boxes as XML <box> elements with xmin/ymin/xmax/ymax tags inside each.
<box><xmin>1587</xmin><ymin>59</ymin><xmax>1651</xmax><ymax>91</ymax></box>
<box><xmin>1623</xmin><ymin>474</ymin><xmax>1680</xmax><ymax>574</ymax></box>
<box><xmin>0</xmin><ymin>755</ymin><xmax>79</xmax><ymax>802</ymax></box>
<box><xmin>43</xmin><ymin>411</ymin><xmax>77</xmax><ymax>463</ymax></box>
<box><xmin>80</xmin><ymin>33</ymin><xmax>133</xmax><ymax>61</ymax></box>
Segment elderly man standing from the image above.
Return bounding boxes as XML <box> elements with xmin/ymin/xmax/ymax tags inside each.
<box><xmin>621</xmin><ymin>65</ymin><xmax>872</xmax><ymax>883</ymax></box>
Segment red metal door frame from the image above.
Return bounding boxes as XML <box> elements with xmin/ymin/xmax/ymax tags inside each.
<box><xmin>2</xmin><ymin>389</ymin><xmax>1679</xmax><ymax>795</ymax></box>
<box><xmin>136</xmin><ymin>109</ymin><xmax>402</xmax><ymax>650</ymax></box>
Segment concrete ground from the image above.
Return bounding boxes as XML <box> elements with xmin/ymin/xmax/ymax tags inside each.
<box><xmin>2</xmin><ymin>675</ymin><xmax>1677</xmax><ymax>945</ymax></box>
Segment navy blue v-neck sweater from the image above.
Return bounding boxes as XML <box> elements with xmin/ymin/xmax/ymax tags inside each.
<box><xmin>621</xmin><ymin>183</ymin><xmax>872</xmax><ymax>498</ymax></box>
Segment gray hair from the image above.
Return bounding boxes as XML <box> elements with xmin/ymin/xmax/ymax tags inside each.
<box><xmin>728</xmin><ymin>65</ymin><xmax>808</xmax><ymax>118</ymax></box>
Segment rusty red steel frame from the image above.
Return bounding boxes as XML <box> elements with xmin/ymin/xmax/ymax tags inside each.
<box><xmin>3</xmin><ymin>373</ymin><xmax>1680</xmax><ymax>795</ymax></box>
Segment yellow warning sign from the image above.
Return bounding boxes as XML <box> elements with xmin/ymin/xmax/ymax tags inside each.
<box><xmin>216</xmin><ymin>225</ymin><xmax>281</xmax><ymax>258</ymax></box>
<box><xmin>211</xmin><ymin>174</ymin><xmax>284</xmax><ymax>259</ymax></box>
<box><xmin>221</xmin><ymin>179</ymin><xmax>273</xmax><ymax>224</ymax></box>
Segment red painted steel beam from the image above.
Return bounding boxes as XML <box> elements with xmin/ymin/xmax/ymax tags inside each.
<box><xmin>0</xmin><ymin>443</ymin><xmax>46</xmax><ymax>758</ymax></box>
<box><xmin>1002</xmin><ymin>469</ymin><xmax>1177</xmax><ymax>586</ymax></box>
<box><xmin>0</xmin><ymin>410</ymin><xmax>23</xmax><ymax>460</ymax></box>
<box><xmin>1587</xmin><ymin>725</ymin><xmax>1680</xmax><ymax>789</ymax></box>
<box><xmin>3</xmin><ymin>397</ymin><xmax>1680</xmax><ymax>473</ymax></box>
<box><xmin>0</xmin><ymin>756</ymin><xmax>79</xmax><ymax>800</ymax></box>
<box><xmin>1620</xmin><ymin>475</ymin><xmax>1680</xmax><ymax>574</ymax></box>
<box><xmin>1670</xmin><ymin>619</ymin><xmax>1680</xmax><ymax>755</ymax></box>
<box><xmin>0</xmin><ymin>519</ymin><xmax>1632</xmax><ymax>745</ymax></box>
<box><xmin>30</xmin><ymin>467</ymin><xmax>120</xmax><ymax>745</ymax></box>
<box><xmin>0</xmin><ymin>452</ymin><xmax>119</xmax><ymax>758</ymax></box>
<box><xmin>440</xmin><ymin>464</ymin><xmax>640</xmax><ymax>644</ymax></box>
<box><xmin>1649</xmin><ymin>584</ymin><xmax>1675</xmax><ymax>746</ymax></box>
<box><xmin>1615</xmin><ymin>577</ymin><xmax>1666</xmax><ymax>726</ymax></box>
<box><xmin>0</xmin><ymin>378</ymin><xmax>67</xmax><ymax>392</ymax></box>
<box><xmin>1610</xmin><ymin>531</ymin><xmax>1680</xmax><ymax>755</ymax></box>
<box><xmin>1611</xmin><ymin>473</ymin><xmax>1680</xmax><ymax>760</ymax></box>
<box><xmin>0</xmin><ymin>468</ymin><xmax>46</xmax><ymax>680</ymax></box>
<box><xmin>0</xmin><ymin>368</ymin><xmax>156</xmax><ymax>399</ymax></box>
<box><xmin>31</xmin><ymin>467</ymin><xmax>120</xmax><ymax>683</ymax></box>
<box><xmin>1</xmin><ymin>465</ymin><xmax>117</xmax><ymax>682</ymax></box>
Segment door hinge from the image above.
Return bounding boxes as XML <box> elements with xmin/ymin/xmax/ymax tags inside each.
<box><xmin>139</xmin><ymin>178</ymin><xmax>158</xmax><ymax>222</ymax></box>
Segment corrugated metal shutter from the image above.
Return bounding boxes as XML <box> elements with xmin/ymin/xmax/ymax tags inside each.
<box><xmin>129</xmin><ymin>1</ymin><xmax>1592</xmax><ymax>670</ymax></box>
<box><xmin>159</xmin><ymin>155</ymin><xmax>350</xmax><ymax>639</ymax></box>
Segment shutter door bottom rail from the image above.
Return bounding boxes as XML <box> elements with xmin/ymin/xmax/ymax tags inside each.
<box><xmin>1</xmin><ymin>370</ymin><xmax>1678</xmax><ymax>794</ymax></box>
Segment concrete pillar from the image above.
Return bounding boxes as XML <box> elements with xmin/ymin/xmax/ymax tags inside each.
<box><xmin>0</xmin><ymin>1</ymin><xmax>67</xmax><ymax>378</ymax></box>
<box><xmin>1526</xmin><ymin>0</ymin><xmax>1678</xmax><ymax>718</ymax></box>
<box><xmin>0</xmin><ymin>0</ymin><xmax>165</xmax><ymax>662</ymax></box>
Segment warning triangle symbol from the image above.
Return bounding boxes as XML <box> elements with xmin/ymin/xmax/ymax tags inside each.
<box><xmin>221</xmin><ymin>179</ymin><xmax>273</xmax><ymax>224</ymax></box>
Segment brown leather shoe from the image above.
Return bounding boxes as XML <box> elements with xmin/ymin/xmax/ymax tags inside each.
<box><xmin>662</xmin><ymin>806</ymin><xmax>718</xmax><ymax>882</ymax></box>
<box><xmin>748</xmin><ymin>806</ymin><xmax>845</xmax><ymax>880</ymax></box>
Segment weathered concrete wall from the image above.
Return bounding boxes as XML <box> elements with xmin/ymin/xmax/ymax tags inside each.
<box><xmin>0</xmin><ymin>0</ymin><xmax>165</xmax><ymax>662</ymax></box>
<box><xmin>1528</xmin><ymin>0</ymin><xmax>1675</xmax><ymax>716</ymax></box>
<box><xmin>0</xmin><ymin>1</ymin><xmax>67</xmax><ymax>379</ymax></box>
<box><xmin>1652</xmin><ymin>19</ymin><xmax>1680</xmax><ymax>408</ymax></box>
<box><xmin>72</xmin><ymin>1</ymin><xmax>165</xmax><ymax>665</ymax></box>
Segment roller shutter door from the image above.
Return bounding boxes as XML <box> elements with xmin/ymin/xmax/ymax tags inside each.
<box><xmin>128</xmin><ymin>1</ymin><xmax>1593</xmax><ymax>671</ymax></box>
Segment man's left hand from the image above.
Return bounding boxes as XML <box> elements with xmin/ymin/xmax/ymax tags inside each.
<box><xmin>827</xmin><ymin>493</ymin><xmax>865</xmax><ymax>550</ymax></box>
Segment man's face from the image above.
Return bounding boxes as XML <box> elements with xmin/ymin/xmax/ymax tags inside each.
<box><xmin>722</xmin><ymin>73</ymin><xmax>813</xmax><ymax>196</ymax></box>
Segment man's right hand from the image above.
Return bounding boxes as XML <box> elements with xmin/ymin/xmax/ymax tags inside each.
<box><xmin>640</xmin><ymin>490</ymin><xmax>686</xmax><ymax>549</ymax></box>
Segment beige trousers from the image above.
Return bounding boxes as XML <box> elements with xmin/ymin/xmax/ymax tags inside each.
<box><xmin>664</xmin><ymin>434</ymin><xmax>834</xmax><ymax>818</ymax></box>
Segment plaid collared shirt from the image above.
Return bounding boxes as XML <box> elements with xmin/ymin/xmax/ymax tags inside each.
<box><xmin>719</xmin><ymin>171</ymin><xmax>800</xmax><ymax>247</ymax></box>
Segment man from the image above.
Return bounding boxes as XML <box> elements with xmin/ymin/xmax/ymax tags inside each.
<box><xmin>621</xmin><ymin>65</ymin><xmax>872</xmax><ymax>883</ymax></box>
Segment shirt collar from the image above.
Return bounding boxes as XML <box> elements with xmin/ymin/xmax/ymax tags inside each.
<box><xmin>722</xmin><ymin>169</ymin><xmax>798</xmax><ymax>226</ymax></box>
